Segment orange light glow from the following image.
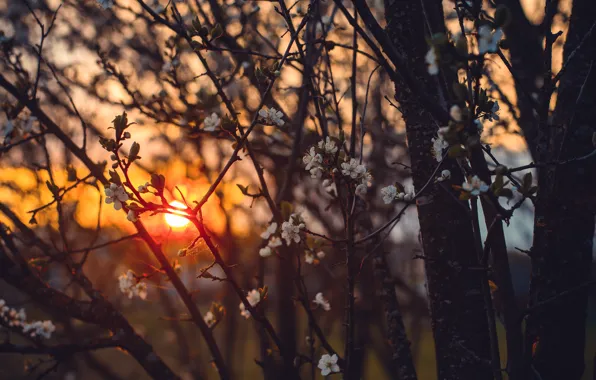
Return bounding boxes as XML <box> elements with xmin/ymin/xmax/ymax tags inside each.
<box><xmin>164</xmin><ymin>200</ymin><xmax>190</xmax><ymax>228</ymax></box>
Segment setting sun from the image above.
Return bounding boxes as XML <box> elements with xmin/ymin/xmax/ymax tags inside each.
<box><xmin>164</xmin><ymin>200</ymin><xmax>190</xmax><ymax>228</ymax></box>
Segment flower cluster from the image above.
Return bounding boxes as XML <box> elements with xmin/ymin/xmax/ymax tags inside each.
<box><xmin>259</xmin><ymin>222</ymin><xmax>283</xmax><ymax>257</ymax></box>
<box><xmin>203</xmin><ymin>113</ymin><xmax>221</xmax><ymax>132</ymax></box>
<box><xmin>340</xmin><ymin>158</ymin><xmax>372</xmax><ymax>196</ymax></box>
<box><xmin>105</xmin><ymin>183</ymin><xmax>129</xmax><ymax>211</ymax></box>
<box><xmin>478</xmin><ymin>25</ymin><xmax>503</xmax><ymax>54</ymax></box>
<box><xmin>118</xmin><ymin>270</ymin><xmax>148</xmax><ymax>300</ymax></box>
<box><xmin>313</xmin><ymin>292</ymin><xmax>331</xmax><ymax>311</ymax></box>
<box><xmin>239</xmin><ymin>289</ymin><xmax>261</xmax><ymax>319</ymax></box>
<box><xmin>281</xmin><ymin>213</ymin><xmax>305</xmax><ymax>246</ymax></box>
<box><xmin>258</xmin><ymin>107</ymin><xmax>285</xmax><ymax>127</ymax></box>
<box><xmin>302</xmin><ymin>137</ymin><xmax>339</xmax><ymax>179</ymax></box>
<box><xmin>380</xmin><ymin>185</ymin><xmax>415</xmax><ymax>204</ymax></box>
<box><xmin>462</xmin><ymin>175</ymin><xmax>489</xmax><ymax>196</ymax></box>
<box><xmin>318</xmin><ymin>354</ymin><xmax>340</xmax><ymax>376</ymax></box>
<box><xmin>0</xmin><ymin>299</ymin><xmax>56</xmax><ymax>339</ymax></box>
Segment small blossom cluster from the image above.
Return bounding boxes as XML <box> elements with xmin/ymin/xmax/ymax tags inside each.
<box><xmin>105</xmin><ymin>183</ymin><xmax>129</xmax><ymax>211</ymax></box>
<box><xmin>281</xmin><ymin>213</ymin><xmax>305</xmax><ymax>245</ymax></box>
<box><xmin>118</xmin><ymin>270</ymin><xmax>148</xmax><ymax>300</ymax></box>
<box><xmin>435</xmin><ymin>169</ymin><xmax>452</xmax><ymax>182</ymax></box>
<box><xmin>258</xmin><ymin>107</ymin><xmax>285</xmax><ymax>127</ymax></box>
<box><xmin>462</xmin><ymin>175</ymin><xmax>489</xmax><ymax>196</ymax></box>
<box><xmin>239</xmin><ymin>289</ymin><xmax>261</xmax><ymax>319</ymax></box>
<box><xmin>0</xmin><ymin>299</ymin><xmax>56</xmax><ymax>339</ymax></box>
<box><xmin>259</xmin><ymin>222</ymin><xmax>283</xmax><ymax>257</ymax></box>
<box><xmin>302</xmin><ymin>137</ymin><xmax>339</xmax><ymax>179</ymax></box>
<box><xmin>203</xmin><ymin>113</ymin><xmax>220</xmax><ymax>132</ymax></box>
<box><xmin>380</xmin><ymin>185</ymin><xmax>415</xmax><ymax>204</ymax></box>
<box><xmin>340</xmin><ymin>158</ymin><xmax>372</xmax><ymax>196</ymax></box>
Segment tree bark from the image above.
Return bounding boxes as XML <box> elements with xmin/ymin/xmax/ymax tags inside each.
<box><xmin>528</xmin><ymin>1</ymin><xmax>596</xmax><ymax>379</ymax></box>
<box><xmin>383</xmin><ymin>2</ymin><xmax>492</xmax><ymax>379</ymax></box>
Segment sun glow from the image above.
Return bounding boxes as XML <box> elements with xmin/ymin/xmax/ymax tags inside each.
<box><xmin>164</xmin><ymin>200</ymin><xmax>190</xmax><ymax>228</ymax></box>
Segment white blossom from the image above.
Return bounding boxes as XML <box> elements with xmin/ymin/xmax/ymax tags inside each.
<box><xmin>281</xmin><ymin>214</ymin><xmax>305</xmax><ymax>245</ymax></box>
<box><xmin>118</xmin><ymin>270</ymin><xmax>147</xmax><ymax>300</ymax></box>
<box><xmin>305</xmin><ymin>252</ymin><xmax>315</xmax><ymax>264</ymax></box>
<box><xmin>381</xmin><ymin>185</ymin><xmax>398</xmax><ymax>204</ymax></box>
<box><xmin>310</xmin><ymin>166</ymin><xmax>323</xmax><ymax>179</ymax></box>
<box><xmin>318</xmin><ymin>354</ymin><xmax>340</xmax><ymax>376</ymax></box>
<box><xmin>259</xmin><ymin>246</ymin><xmax>272</xmax><ymax>258</ymax></box>
<box><xmin>425</xmin><ymin>47</ymin><xmax>439</xmax><ymax>75</ymax></box>
<box><xmin>97</xmin><ymin>0</ymin><xmax>114</xmax><ymax>9</ymax></box>
<box><xmin>355</xmin><ymin>183</ymin><xmax>368</xmax><ymax>196</ymax></box>
<box><xmin>313</xmin><ymin>292</ymin><xmax>331</xmax><ymax>311</ymax></box>
<box><xmin>316</xmin><ymin>251</ymin><xmax>326</xmax><ymax>259</ymax></box>
<box><xmin>23</xmin><ymin>320</ymin><xmax>55</xmax><ymax>339</ymax></box>
<box><xmin>203</xmin><ymin>113</ymin><xmax>220</xmax><ymax>131</ymax></box>
<box><xmin>1</xmin><ymin>299</ymin><xmax>56</xmax><ymax>339</ymax></box>
<box><xmin>478</xmin><ymin>25</ymin><xmax>503</xmax><ymax>54</ymax></box>
<box><xmin>260</xmin><ymin>222</ymin><xmax>278</xmax><ymax>239</ymax></box>
<box><xmin>341</xmin><ymin>158</ymin><xmax>366</xmax><ymax>179</ymax></box>
<box><xmin>436</xmin><ymin>169</ymin><xmax>452</xmax><ymax>182</ymax></box>
<box><xmin>317</xmin><ymin>137</ymin><xmax>338</xmax><ymax>154</ymax></box>
<box><xmin>258</xmin><ymin>107</ymin><xmax>285</xmax><ymax>127</ymax></box>
<box><xmin>303</xmin><ymin>147</ymin><xmax>322</xmax><ymax>171</ymax></box>
<box><xmin>105</xmin><ymin>183</ymin><xmax>129</xmax><ymax>210</ymax></box>
<box><xmin>204</xmin><ymin>311</ymin><xmax>216</xmax><ymax>327</ymax></box>
<box><xmin>431</xmin><ymin>134</ymin><xmax>448</xmax><ymax>162</ymax></box>
<box><xmin>239</xmin><ymin>289</ymin><xmax>261</xmax><ymax>319</ymax></box>
<box><xmin>462</xmin><ymin>175</ymin><xmax>489</xmax><ymax>196</ymax></box>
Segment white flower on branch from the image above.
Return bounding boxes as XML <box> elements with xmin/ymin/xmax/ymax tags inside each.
<box><xmin>203</xmin><ymin>113</ymin><xmax>221</xmax><ymax>132</ymax></box>
<box><xmin>318</xmin><ymin>354</ymin><xmax>340</xmax><ymax>376</ymax></box>
<box><xmin>381</xmin><ymin>185</ymin><xmax>398</xmax><ymax>204</ymax></box>
<box><xmin>313</xmin><ymin>292</ymin><xmax>331</xmax><ymax>311</ymax></box>
<box><xmin>462</xmin><ymin>175</ymin><xmax>489</xmax><ymax>196</ymax></box>
<box><xmin>1</xmin><ymin>299</ymin><xmax>56</xmax><ymax>339</ymax></box>
<box><xmin>341</xmin><ymin>158</ymin><xmax>366</xmax><ymax>179</ymax></box>
<box><xmin>303</xmin><ymin>147</ymin><xmax>322</xmax><ymax>171</ymax></box>
<box><xmin>204</xmin><ymin>311</ymin><xmax>215</xmax><ymax>328</ymax></box>
<box><xmin>305</xmin><ymin>252</ymin><xmax>315</xmax><ymax>264</ymax></box>
<box><xmin>105</xmin><ymin>183</ymin><xmax>129</xmax><ymax>210</ymax></box>
<box><xmin>317</xmin><ymin>137</ymin><xmax>338</xmax><ymax>154</ymax></box>
<box><xmin>258</xmin><ymin>107</ymin><xmax>285</xmax><ymax>127</ymax></box>
<box><xmin>281</xmin><ymin>214</ymin><xmax>305</xmax><ymax>245</ymax></box>
<box><xmin>431</xmin><ymin>134</ymin><xmax>448</xmax><ymax>162</ymax></box>
<box><xmin>118</xmin><ymin>270</ymin><xmax>147</xmax><ymax>300</ymax></box>
<box><xmin>239</xmin><ymin>289</ymin><xmax>261</xmax><ymax>319</ymax></box>
<box><xmin>260</xmin><ymin>222</ymin><xmax>278</xmax><ymax>240</ymax></box>
<box><xmin>259</xmin><ymin>246</ymin><xmax>272</xmax><ymax>258</ymax></box>
<box><xmin>23</xmin><ymin>320</ymin><xmax>56</xmax><ymax>339</ymax></box>
<box><xmin>478</xmin><ymin>25</ymin><xmax>503</xmax><ymax>54</ymax></box>
<box><xmin>436</xmin><ymin>169</ymin><xmax>452</xmax><ymax>182</ymax></box>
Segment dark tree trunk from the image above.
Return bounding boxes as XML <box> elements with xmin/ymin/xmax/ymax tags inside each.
<box><xmin>383</xmin><ymin>2</ymin><xmax>492</xmax><ymax>379</ymax></box>
<box><xmin>528</xmin><ymin>1</ymin><xmax>596</xmax><ymax>379</ymax></box>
